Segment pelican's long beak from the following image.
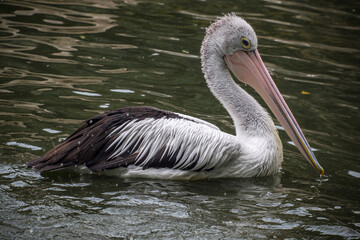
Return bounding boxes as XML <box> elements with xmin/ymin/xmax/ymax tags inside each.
<box><xmin>225</xmin><ymin>49</ymin><xmax>324</xmax><ymax>176</ymax></box>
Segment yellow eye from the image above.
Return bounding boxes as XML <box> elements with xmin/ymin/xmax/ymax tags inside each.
<box><xmin>241</xmin><ymin>37</ymin><xmax>251</xmax><ymax>50</ymax></box>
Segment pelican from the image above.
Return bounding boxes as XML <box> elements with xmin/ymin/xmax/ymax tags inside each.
<box><xmin>27</xmin><ymin>14</ymin><xmax>324</xmax><ymax>179</ymax></box>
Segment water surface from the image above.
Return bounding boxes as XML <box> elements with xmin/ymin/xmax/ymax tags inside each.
<box><xmin>1</xmin><ymin>0</ymin><xmax>359</xmax><ymax>239</ymax></box>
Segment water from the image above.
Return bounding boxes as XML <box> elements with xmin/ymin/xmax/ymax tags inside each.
<box><xmin>0</xmin><ymin>0</ymin><xmax>359</xmax><ymax>239</ymax></box>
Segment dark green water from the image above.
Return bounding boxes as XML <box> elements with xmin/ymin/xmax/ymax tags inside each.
<box><xmin>1</xmin><ymin>0</ymin><xmax>359</xmax><ymax>239</ymax></box>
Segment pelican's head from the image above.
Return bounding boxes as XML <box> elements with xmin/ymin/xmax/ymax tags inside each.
<box><xmin>202</xmin><ymin>14</ymin><xmax>324</xmax><ymax>176</ymax></box>
<box><xmin>202</xmin><ymin>14</ymin><xmax>258</xmax><ymax>56</ymax></box>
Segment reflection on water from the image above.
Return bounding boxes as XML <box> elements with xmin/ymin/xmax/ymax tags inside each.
<box><xmin>1</xmin><ymin>0</ymin><xmax>360</xmax><ymax>239</ymax></box>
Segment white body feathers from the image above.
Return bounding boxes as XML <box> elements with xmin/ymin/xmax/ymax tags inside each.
<box><xmin>101</xmin><ymin>112</ymin><xmax>282</xmax><ymax>179</ymax></box>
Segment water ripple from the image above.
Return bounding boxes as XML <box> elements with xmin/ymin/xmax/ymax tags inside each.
<box><xmin>1</xmin><ymin>0</ymin><xmax>117</xmax><ymax>34</ymax></box>
<box><xmin>0</xmin><ymin>67</ymin><xmax>107</xmax><ymax>89</ymax></box>
<box><xmin>306</xmin><ymin>225</ymin><xmax>360</xmax><ymax>239</ymax></box>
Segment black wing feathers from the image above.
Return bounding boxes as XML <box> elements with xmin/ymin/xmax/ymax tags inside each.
<box><xmin>27</xmin><ymin>106</ymin><xmax>184</xmax><ymax>172</ymax></box>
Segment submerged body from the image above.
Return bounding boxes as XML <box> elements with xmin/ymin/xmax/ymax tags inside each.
<box><xmin>27</xmin><ymin>14</ymin><xmax>323</xmax><ymax>179</ymax></box>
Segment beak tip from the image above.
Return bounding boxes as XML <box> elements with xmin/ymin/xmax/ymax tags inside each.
<box><xmin>319</xmin><ymin>167</ymin><xmax>325</xmax><ymax>177</ymax></box>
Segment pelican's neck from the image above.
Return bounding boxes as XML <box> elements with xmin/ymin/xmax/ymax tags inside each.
<box><xmin>201</xmin><ymin>50</ymin><xmax>276</xmax><ymax>138</ymax></box>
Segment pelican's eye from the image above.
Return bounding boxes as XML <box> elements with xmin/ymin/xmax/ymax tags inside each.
<box><xmin>241</xmin><ymin>37</ymin><xmax>251</xmax><ymax>50</ymax></box>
